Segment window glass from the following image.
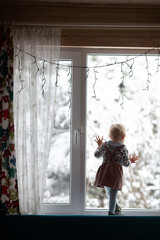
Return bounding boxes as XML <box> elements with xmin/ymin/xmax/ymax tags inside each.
<box><xmin>86</xmin><ymin>54</ymin><xmax>160</xmax><ymax>210</ymax></box>
<box><xmin>43</xmin><ymin>60</ymin><xmax>72</xmax><ymax>204</ymax></box>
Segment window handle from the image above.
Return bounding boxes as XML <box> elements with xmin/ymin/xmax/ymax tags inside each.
<box><xmin>75</xmin><ymin>130</ymin><xmax>78</xmax><ymax>145</ymax></box>
<box><xmin>80</xmin><ymin>126</ymin><xmax>83</xmax><ymax>134</ymax></box>
<box><xmin>74</xmin><ymin>127</ymin><xmax>83</xmax><ymax>145</ymax></box>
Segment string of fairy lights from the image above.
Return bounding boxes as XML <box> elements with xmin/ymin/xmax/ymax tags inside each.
<box><xmin>14</xmin><ymin>44</ymin><xmax>160</xmax><ymax>109</ymax></box>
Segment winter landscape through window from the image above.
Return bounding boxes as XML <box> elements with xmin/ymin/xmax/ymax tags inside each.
<box><xmin>43</xmin><ymin>60</ymin><xmax>72</xmax><ymax>204</ymax></box>
<box><xmin>42</xmin><ymin>50</ymin><xmax>160</xmax><ymax>215</ymax></box>
<box><xmin>86</xmin><ymin>54</ymin><xmax>160</xmax><ymax>210</ymax></box>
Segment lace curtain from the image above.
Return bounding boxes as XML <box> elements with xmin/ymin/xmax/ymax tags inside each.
<box><xmin>13</xmin><ymin>27</ymin><xmax>61</xmax><ymax>214</ymax></box>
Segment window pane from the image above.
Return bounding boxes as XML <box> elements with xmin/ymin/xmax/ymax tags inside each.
<box><xmin>86</xmin><ymin>54</ymin><xmax>160</xmax><ymax>210</ymax></box>
<box><xmin>43</xmin><ymin>60</ymin><xmax>72</xmax><ymax>204</ymax></box>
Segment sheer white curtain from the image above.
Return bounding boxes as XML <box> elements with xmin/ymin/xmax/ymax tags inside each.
<box><xmin>13</xmin><ymin>27</ymin><xmax>61</xmax><ymax>214</ymax></box>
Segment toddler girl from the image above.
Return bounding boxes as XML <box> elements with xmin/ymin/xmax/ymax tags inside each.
<box><xmin>94</xmin><ymin>123</ymin><xmax>139</xmax><ymax>215</ymax></box>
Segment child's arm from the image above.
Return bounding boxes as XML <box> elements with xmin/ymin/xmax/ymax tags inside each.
<box><xmin>122</xmin><ymin>153</ymin><xmax>139</xmax><ymax>167</ymax></box>
<box><xmin>94</xmin><ymin>135</ymin><xmax>104</xmax><ymax>158</ymax></box>
<box><xmin>119</xmin><ymin>147</ymin><xmax>139</xmax><ymax>167</ymax></box>
<box><xmin>94</xmin><ymin>135</ymin><xmax>103</xmax><ymax>149</ymax></box>
<box><xmin>129</xmin><ymin>154</ymin><xmax>139</xmax><ymax>163</ymax></box>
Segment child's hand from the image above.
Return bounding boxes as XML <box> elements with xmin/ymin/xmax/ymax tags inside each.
<box><xmin>129</xmin><ymin>154</ymin><xmax>139</xmax><ymax>163</ymax></box>
<box><xmin>94</xmin><ymin>135</ymin><xmax>103</xmax><ymax>148</ymax></box>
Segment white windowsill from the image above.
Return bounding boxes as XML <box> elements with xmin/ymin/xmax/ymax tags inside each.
<box><xmin>83</xmin><ymin>209</ymin><xmax>160</xmax><ymax>216</ymax></box>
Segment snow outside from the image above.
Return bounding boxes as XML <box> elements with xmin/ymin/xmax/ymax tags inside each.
<box><xmin>43</xmin><ymin>55</ymin><xmax>160</xmax><ymax>210</ymax></box>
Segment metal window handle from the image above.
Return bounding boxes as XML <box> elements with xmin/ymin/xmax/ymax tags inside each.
<box><xmin>74</xmin><ymin>127</ymin><xmax>82</xmax><ymax>145</ymax></box>
<box><xmin>75</xmin><ymin>130</ymin><xmax>78</xmax><ymax>145</ymax></box>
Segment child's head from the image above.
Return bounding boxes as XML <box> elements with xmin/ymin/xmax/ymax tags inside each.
<box><xmin>109</xmin><ymin>123</ymin><xmax>126</xmax><ymax>143</ymax></box>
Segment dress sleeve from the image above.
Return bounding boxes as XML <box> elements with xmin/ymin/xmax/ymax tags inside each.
<box><xmin>94</xmin><ymin>144</ymin><xmax>104</xmax><ymax>158</ymax></box>
<box><xmin>119</xmin><ymin>146</ymin><xmax>131</xmax><ymax>167</ymax></box>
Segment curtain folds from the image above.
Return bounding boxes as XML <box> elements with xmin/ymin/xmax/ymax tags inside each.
<box><xmin>13</xmin><ymin>27</ymin><xmax>61</xmax><ymax>214</ymax></box>
<box><xmin>0</xmin><ymin>26</ymin><xmax>19</xmax><ymax>215</ymax></box>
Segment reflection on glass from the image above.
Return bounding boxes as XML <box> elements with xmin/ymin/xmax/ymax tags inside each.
<box><xmin>43</xmin><ymin>60</ymin><xmax>72</xmax><ymax>204</ymax></box>
<box><xmin>86</xmin><ymin>55</ymin><xmax>160</xmax><ymax>210</ymax></box>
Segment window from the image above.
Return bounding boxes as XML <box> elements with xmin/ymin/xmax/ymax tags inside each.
<box><xmin>42</xmin><ymin>50</ymin><xmax>82</xmax><ymax>214</ymax></box>
<box><xmin>43</xmin><ymin>59</ymin><xmax>72</xmax><ymax>205</ymax></box>
<box><xmin>42</xmin><ymin>49</ymin><xmax>160</xmax><ymax>215</ymax></box>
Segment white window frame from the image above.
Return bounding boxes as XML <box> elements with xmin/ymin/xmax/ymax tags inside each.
<box><xmin>42</xmin><ymin>48</ymin><xmax>160</xmax><ymax>216</ymax></box>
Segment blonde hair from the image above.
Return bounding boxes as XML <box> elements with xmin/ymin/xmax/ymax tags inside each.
<box><xmin>109</xmin><ymin>123</ymin><xmax>126</xmax><ymax>141</ymax></box>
